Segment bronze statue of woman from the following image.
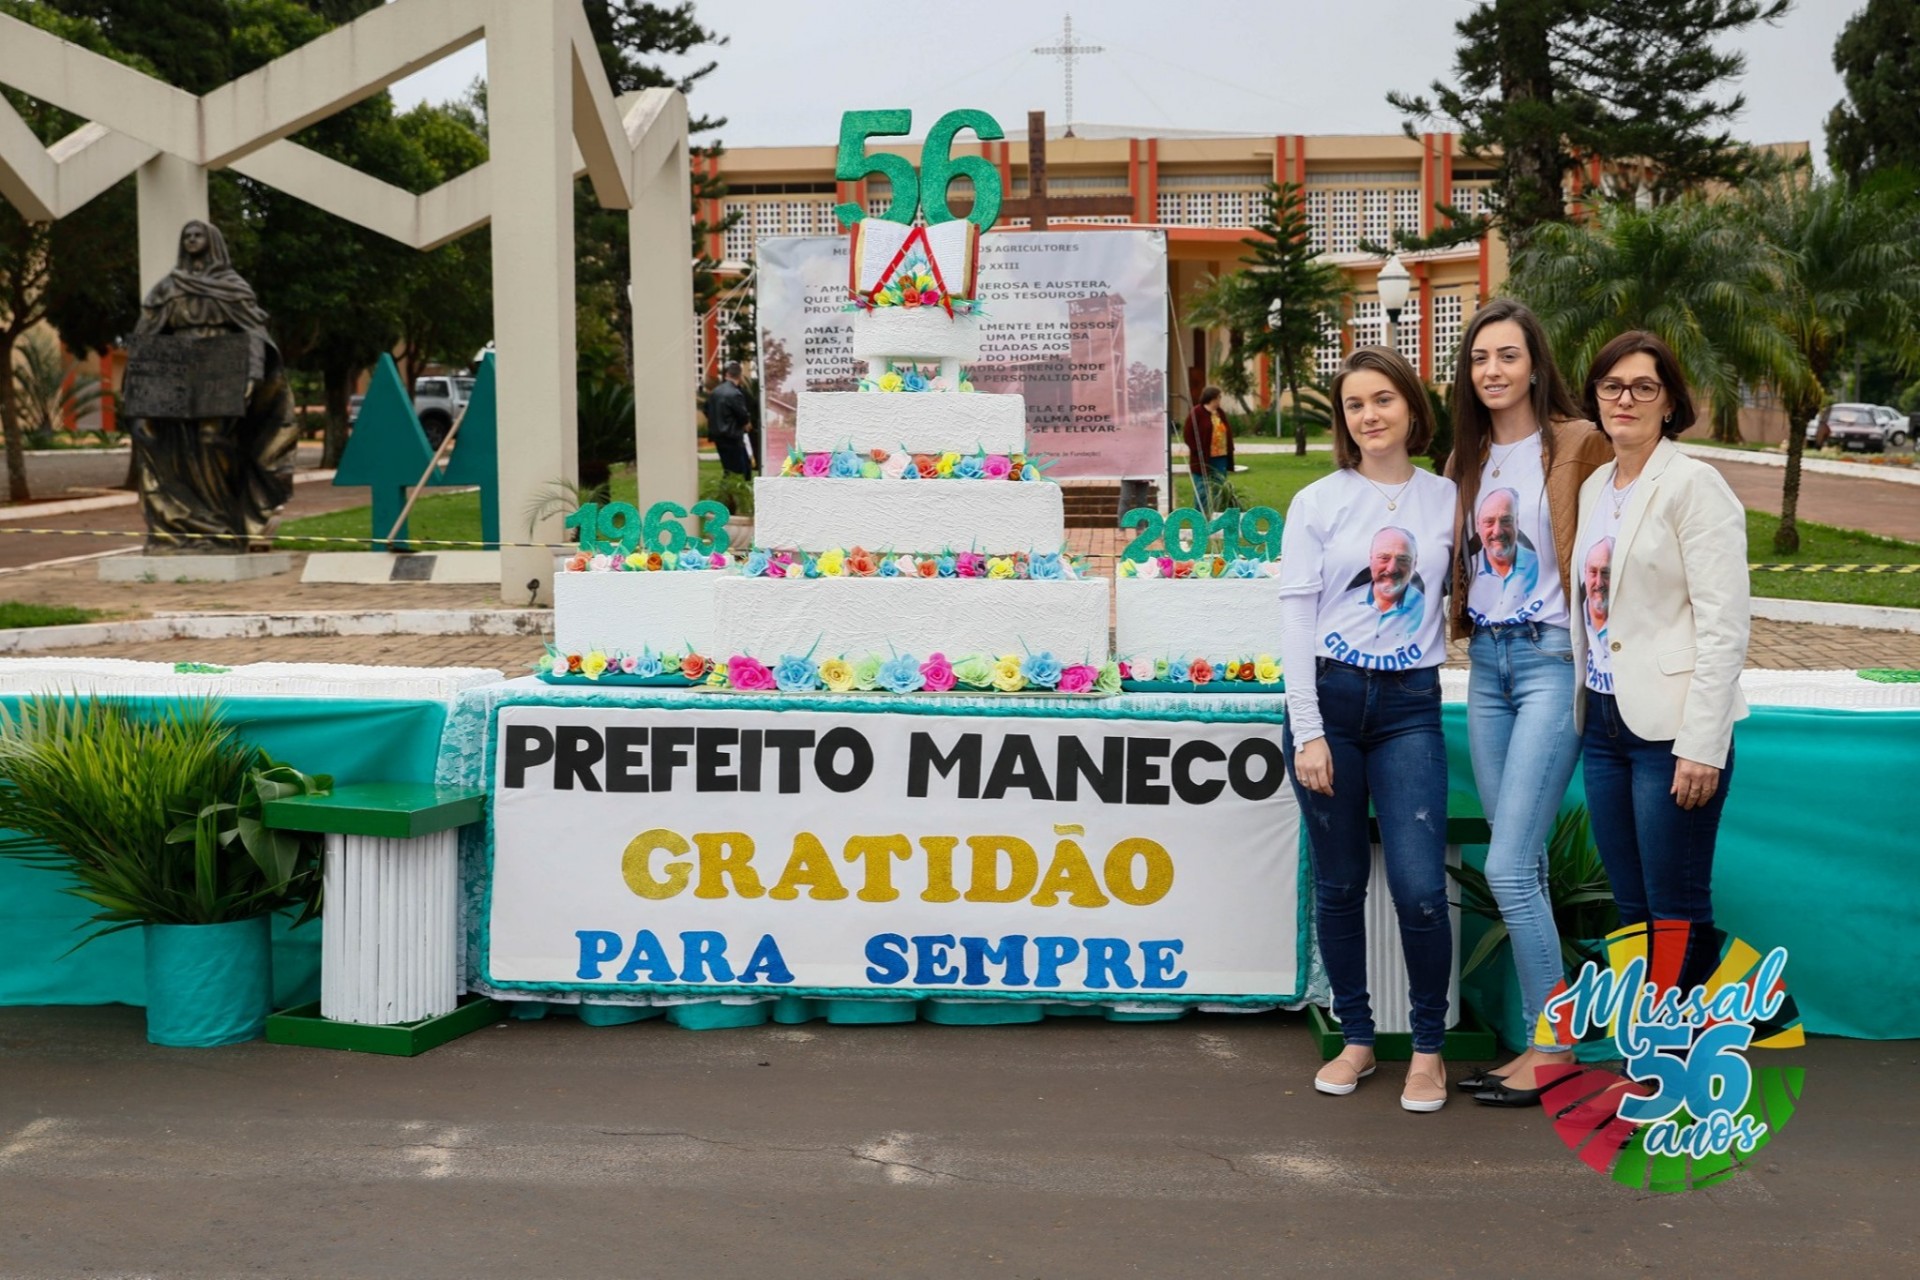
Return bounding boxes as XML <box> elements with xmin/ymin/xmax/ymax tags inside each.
<box><xmin>130</xmin><ymin>220</ymin><xmax>300</xmax><ymax>551</ymax></box>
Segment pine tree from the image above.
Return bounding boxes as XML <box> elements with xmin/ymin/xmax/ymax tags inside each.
<box><xmin>1184</xmin><ymin>184</ymin><xmax>1350</xmax><ymax>457</ymax></box>
<box><xmin>1826</xmin><ymin>0</ymin><xmax>1920</xmax><ymax>186</ymax></box>
<box><xmin>579</xmin><ymin>0</ymin><xmax>741</xmax><ymax>351</ymax></box>
<box><xmin>1390</xmin><ymin>0</ymin><xmax>1790</xmax><ymax>252</ymax></box>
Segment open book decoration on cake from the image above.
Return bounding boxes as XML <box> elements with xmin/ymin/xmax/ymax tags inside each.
<box><xmin>542</xmin><ymin>107</ymin><xmax>1115</xmax><ymax>694</ymax></box>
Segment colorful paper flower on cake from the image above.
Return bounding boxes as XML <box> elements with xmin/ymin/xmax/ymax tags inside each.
<box><xmin>859</xmin><ymin>459</ymin><xmax>883</xmax><ymax>479</ymax></box>
<box><xmin>1020</xmin><ymin>652</ymin><xmax>1063</xmax><ymax>689</ymax></box>
<box><xmin>936</xmin><ymin>554</ymin><xmax>957</xmax><ymax>578</ymax></box>
<box><xmin>820</xmin><ymin>657</ymin><xmax>856</xmax><ymax>693</ymax></box>
<box><xmin>1126</xmin><ymin>656</ymin><xmax>1156</xmax><ymax>681</ymax></box>
<box><xmin>878</xmin><ymin>653</ymin><xmax>926</xmax><ymax>694</ymax></box>
<box><xmin>921</xmin><ymin>653</ymin><xmax>956</xmax><ymax>692</ymax></box>
<box><xmin>829</xmin><ymin>449</ymin><xmax>863</xmax><ymax>479</ymax></box>
<box><xmin>1094</xmin><ymin>661</ymin><xmax>1123</xmax><ymax>695</ymax></box>
<box><xmin>1057</xmin><ymin>663</ymin><xmax>1098</xmax><ymax>694</ymax></box>
<box><xmin>566</xmin><ymin>654</ymin><xmax>583</xmax><ymax>673</ymax></box>
<box><xmin>566</xmin><ymin>553</ymin><xmax>590</xmax><ymax>573</ymax></box>
<box><xmin>774</xmin><ymin>654</ymin><xmax>822</xmax><ymax>692</ymax></box>
<box><xmin>728</xmin><ymin>655</ymin><xmax>775</xmax><ymax>692</ymax></box>
<box><xmin>852</xmin><ymin>654</ymin><xmax>883</xmax><ymax>691</ymax></box>
<box><xmin>744</xmin><ymin>549</ymin><xmax>770</xmax><ymax>577</ymax></box>
<box><xmin>1028</xmin><ymin>552</ymin><xmax>1066</xmax><ymax>581</ymax></box>
<box><xmin>801</xmin><ymin>452</ymin><xmax>832</xmax><ymax>478</ymax></box>
<box><xmin>990</xmin><ymin>656</ymin><xmax>1028</xmax><ymax>692</ymax></box>
<box><xmin>589</xmin><ymin>553</ymin><xmax>612</xmax><ymax>572</ymax></box>
<box><xmin>1228</xmin><ymin>558</ymin><xmax>1261</xmax><ymax>578</ymax></box>
<box><xmin>847</xmin><ymin>547</ymin><xmax>878</xmax><ymax>576</ymax></box>
<box><xmin>1255</xmin><ymin>655</ymin><xmax>1281</xmax><ymax>684</ymax></box>
<box><xmin>954</xmin><ymin>453</ymin><xmax>985</xmax><ymax>480</ymax></box>
<box><xmin>816</xmin><ymin>547</ymin><xmax>846</xmax><ymax>577</ymax></box>
<box><xmin>681</xmin><ymin>654</ymin><xmax>708</xmax><ymax>680</ymax></box>
<box><xmin>902</xmin><ymin>369</ymin><xmax>929</xmax><ymax>392</ymax></box>
<box><xmin>915</xmin><ymin>557</ymin><xmax>939</xmax><ymax>578</ymax></box>
<box><xmin>878</xmin><ymin>555</ymin><xmax>902</xmax><ymax>578</ymax></box>
<box><xmin>1167</xmin><ymin>659</ymin><xmax>1191</xmax><ymax>683</ymax></box>
<box><xmin>936</xmin><ymin>451</ymin><xmax>960</xmax><ymax>476</ymax></box>
<box><xmin>953</xmin><ymin>655</ymin><xmax>994</xmax><ymax>689</ymax></box>
<box><xmin>986</xmin><ymin>556</ymin><xmax>1016</xmax><ymax>579</ymax></box>
<box><xmin>954</xmin><ymin>552</ymin><xmax>985</xmax><ymax>579</ymax></box>
<box><xmin>877</xmin><ymin>371</ymin><xmax>904</xmax><ymax>392</ymax></box>
<box><xmin>629</xmin><ymin>652</ymin><xmax>661</xmax><ymax>678</ymax></box>
<box><xmin>675</xmin><ymin>549</ymin><xmax>705</xmax><ymax>571</ymax></box>
<box><xmin>582</xmin><ymin>651</ymin><xmax>610</xmax><ymax>680</ymax></box>
<box><xmin>1170</xmin><ymin>559</ymin><xmax>1194</xmax><ymax>579</ymax></box>
<box><xmin>983</xmin><ymin>454</ymin><xmax>1013</xmax><ymax>480</ymax></box>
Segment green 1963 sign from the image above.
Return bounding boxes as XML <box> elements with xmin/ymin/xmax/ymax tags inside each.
<box><xmin>835</xmin><ymin>109</ymin><xmax>1004</xmax><ymax>229</ymax></box>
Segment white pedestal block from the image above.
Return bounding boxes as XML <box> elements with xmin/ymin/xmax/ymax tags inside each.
<box><xmin>319</xmin><ymin>830</ymin><xmax>459</xmax><ymax>1024</ymax></box>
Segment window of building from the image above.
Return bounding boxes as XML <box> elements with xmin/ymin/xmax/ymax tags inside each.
<box><xmin>1429</xmin><ymin>292</ymin><xmax>1466</xmax><ymax>379</ymax></box>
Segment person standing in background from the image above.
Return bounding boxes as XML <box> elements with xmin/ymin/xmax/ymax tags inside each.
<box><xmin>706</xmin><ymin>361</ymin><xmax>757</xmax><ymax>478</ymax></box>
<box><xmin>1184</xmin><ymin>386</ymin><xmax>1234</xmax><ymax>512</ymax></box>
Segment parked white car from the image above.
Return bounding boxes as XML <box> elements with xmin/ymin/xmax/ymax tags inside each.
<box><xmin>1805</xmin><ymin>403</ymin><xmax>1910</xmax><ymax>452</ymax></box>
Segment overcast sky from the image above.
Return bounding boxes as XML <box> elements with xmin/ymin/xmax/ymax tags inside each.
<box><xmin>391</xmin><ymin>0</ymin><xmax>1858</xmax><ymax>161</ymax></box>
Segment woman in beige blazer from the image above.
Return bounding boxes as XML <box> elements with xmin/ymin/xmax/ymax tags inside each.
<box><xmin>1570</xmin><ymin>332</ymin><xmax>1750</xmax><ymax>992</ymax></box>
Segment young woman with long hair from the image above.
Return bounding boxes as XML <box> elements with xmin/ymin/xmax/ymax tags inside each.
<box><xmin>1443</xmin><ymin>299</ymin><xmax>1613</xmax><ymax>1107</ymax></box>
<box><xmin>1279</xmin><ymin>346</ymin><xmax>1458</xmax><ymax>1112</ymax></box>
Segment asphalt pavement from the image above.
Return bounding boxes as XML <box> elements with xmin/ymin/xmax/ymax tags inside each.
<box><xmin>0</xmin><ymin>1006</ymin><xmax>1911</xmax><ymax>1278</ymax></box>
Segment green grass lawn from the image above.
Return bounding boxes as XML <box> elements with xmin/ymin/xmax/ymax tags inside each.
<box><xmin>0</xmin><ymin>602</ymin><xmax>98</xmax><ymax>629</ymax></box>
<box><xmin>282</xmin><ymin>452</ymin><xmax>1918</xmax><ymax>608</ymax></box>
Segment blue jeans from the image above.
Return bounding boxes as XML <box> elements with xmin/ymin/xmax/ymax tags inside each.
<box><xmin>1468</xmin><ymin>623</ymin><xmax>1581</xmax><ymax>1052</ymax></box>
<box><xmin>1581</xmin><ymin>691</ymin><xmax>1734</xmax><ymax>991</ymax></box>
<box><xmin>1284</xmin><ymin>660</ymin><xmax>1452</xmax><ymax>1053</ymax></box>
<box><xmin>1191</xmin><ymin>457</ymin><xmax>1229</xmax><ymax>512</ymax></box>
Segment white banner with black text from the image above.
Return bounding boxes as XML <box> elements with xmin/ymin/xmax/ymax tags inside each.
<box><xmin>485</xmin><ymin>704</ymin><xmax>1301</xmax><ymax>1002</ymax></box>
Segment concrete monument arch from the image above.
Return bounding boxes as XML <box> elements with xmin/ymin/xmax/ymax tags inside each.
<box><xmin>0</xmin><ymin>0</ymin><xmax>695</xmax><ymax>601</ymax></box>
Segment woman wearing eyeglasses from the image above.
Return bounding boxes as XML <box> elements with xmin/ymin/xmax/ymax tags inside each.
<box><xmin>1571</xmin><ymin>332</ymin><xmax>1750</xmax><ymax>997</ymax></box>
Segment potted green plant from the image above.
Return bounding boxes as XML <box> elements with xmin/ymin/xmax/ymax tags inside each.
<box><xmin>1449</xmin><ymin>804</ymin><xmax>1621</xmax><ymax>1059</ymax></box>
<box><xmin>0</xmin><ymin>697</ymin><xmax>329</xmax><ymax>1047</ymax></box>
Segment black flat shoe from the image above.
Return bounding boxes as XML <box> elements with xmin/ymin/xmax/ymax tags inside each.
<box><xmin>1472</xmin><ymin>1078</ymin><xmax>1551</xmax><ymax>1107</ymax></box>
<box><xmin>1457</xmin><ymin>1067</ymin><xmax>1509</xmax><ymax>1092</ymax></box>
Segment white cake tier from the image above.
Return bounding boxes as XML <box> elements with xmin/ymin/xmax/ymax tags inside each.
<box><xmin>1114</xmin><ymin>576</ymin><xmax>1282</xmax><ymax>659</ymax></box>
<box><xmin>794</xmin><ymin>391</ymin><xmax>1027</xmax><ymax>456</ymax></box>
<box><xmin>713</xmin><ymin>577</ymin><xmax>1111</xmax><ymax>664</ymax></box>
<box><xmin>755</xmin><ymin>477</ymin><xmax>1065</xmax><ymax>553</ymax></box>
<box><xmin>852</xmin><ymin>307</ymin><xmax>980</xmax><ymax>362</ymax></box>
<box><xmin>553</xmin><ymin>569</ymin><xmax>724</xmax><ymax>657</ymax></box>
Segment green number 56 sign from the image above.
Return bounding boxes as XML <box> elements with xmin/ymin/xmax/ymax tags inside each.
<box><xmin>834</xmin><ymin>108</ymin><xmax>1004</xmax><ymax>230</ymax></box>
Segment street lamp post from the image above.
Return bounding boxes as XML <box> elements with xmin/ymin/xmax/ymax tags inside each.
<box><xmin>1377</xmin><ymin>252</ymin><xmax>1411</xmax><ymax>356</ymax></box>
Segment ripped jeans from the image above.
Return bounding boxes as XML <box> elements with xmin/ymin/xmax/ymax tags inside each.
<box><xmin>1284</xmin><ymin>658</ymin><xmax>1452</xmax><ymax>1053</ymax></box>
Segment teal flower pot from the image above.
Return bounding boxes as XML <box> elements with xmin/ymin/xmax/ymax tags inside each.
<box><xmin>143</xmin><ymin>917</ymin><xmax>272</xmax><ymax>1047</ymax></box>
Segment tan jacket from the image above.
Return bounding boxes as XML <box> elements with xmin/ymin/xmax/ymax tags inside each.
<box><xmin>1447</xmin><ymin>418</ymin><xmax>1613</xmax><ymax>641</ymax></box>
<box><xmin>1569</xmin><ymin>439</ymin><xmax>1751</xmax><ymax>768</ymax></box>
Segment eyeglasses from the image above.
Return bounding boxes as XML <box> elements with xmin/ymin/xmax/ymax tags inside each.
<box><xmin>1594</xmin><ymin>378</ymin><xmax>1664</xmax><ymax>403</ymax></box>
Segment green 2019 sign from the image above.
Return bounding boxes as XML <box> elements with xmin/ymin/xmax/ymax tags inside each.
<box><xmin>1120</xmin><ymin>506</ymin><xmax>1285</xmax><ymax>561</ymax></box>
<box><xmin>835</xmin><ymin>109</ymin><xmax>1004</xmax><ymax>230</ymax></box>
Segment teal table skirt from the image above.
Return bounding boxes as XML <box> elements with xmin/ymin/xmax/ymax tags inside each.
<box><xmin>0</xmin><ymin>696</ymin><xmax>452</xmax><ymax>1008</ymax></box>
<box><xmin>1437</xmin><ymin>703</ymin><xmax>1920</xmax><ymax>1044</ymax></box>
<box><xmin>445</xmin><ymin>680</ymin><xmax>1920</xmax><ymax>1039</ymax></box>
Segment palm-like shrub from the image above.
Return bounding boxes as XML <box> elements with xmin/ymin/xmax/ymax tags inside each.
<box><xmin>0</xmin><ymin>698</ymin><xmax>328</xmax><ymax>942</ymax></box>
<box><xmin>11</xmin><ymin>331</ymin><xmax>109</xmax><ymax>445</ymax></box>
<box><xmin>1509</xmin><ymin>197</ymin><xmax>1801</xmax><ymax>443</ymax></box>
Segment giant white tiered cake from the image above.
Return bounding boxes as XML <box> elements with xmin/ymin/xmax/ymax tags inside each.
<box><xmin>548</xmin><ymin>224</ymin><xmax>1112</xmax><ymax>690</ymax></box>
